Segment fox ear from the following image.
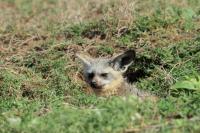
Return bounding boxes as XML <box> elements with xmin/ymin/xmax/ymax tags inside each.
<box><xmin>110</xmin><ymin>50</ymin><xmax>135</xmax><ymax>73</ymax></box>
<box><xmin>76</xmin><ymin>53</ymin><xmax>93</xmax><ymax>66</ymax></box>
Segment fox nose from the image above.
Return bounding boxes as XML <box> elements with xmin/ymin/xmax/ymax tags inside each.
<box><xmin>91</xmin><ymin>81</ymin><xmax>97</xmax><ymax>85</ymax></box>
<box><xmin>91</xmin><ymin>81</ymin><xmax>98</xmax><ymax>88</ymax></box>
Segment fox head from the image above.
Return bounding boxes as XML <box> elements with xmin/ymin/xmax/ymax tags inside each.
<box><xmin>76</xmin><ymin>50</ymin><xmax>135</xmax><ymax>93</ymax></box>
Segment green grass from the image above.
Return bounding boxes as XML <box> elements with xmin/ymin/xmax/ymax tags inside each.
<box><xmin>0</xmin><ymin>0</ymin><xmax>200</xmax><ymax>132</ymax></box>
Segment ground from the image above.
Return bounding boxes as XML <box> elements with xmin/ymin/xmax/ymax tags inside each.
<box><xmin>0</xmin><ymin>0</ymin><xmax>200</xmax><ymax>132</ymax></box>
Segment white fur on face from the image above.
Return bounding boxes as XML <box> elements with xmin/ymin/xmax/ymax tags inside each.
<box><xmin>85</xmin><ymin>66</ymin><xmax>122</xmax><ymax>87</ymax></box>
<box><xmin>83</xmin><ymin>59</ymin><xmax>123</xmax><ymax>88</ymax></box>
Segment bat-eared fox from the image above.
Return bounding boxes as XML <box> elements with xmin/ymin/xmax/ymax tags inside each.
<box><xmin>76</xmin><ymin>50</ymin><xmax>157</xmax><ymax>100</ymax></box>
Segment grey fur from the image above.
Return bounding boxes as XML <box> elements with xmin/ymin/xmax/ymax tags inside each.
<box><xmin>121</xmin><ymin>81</ymin><xmax>153</xmax><ymax>99</ymax></box>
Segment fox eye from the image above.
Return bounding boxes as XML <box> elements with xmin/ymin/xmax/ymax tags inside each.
<box><xmin>88</xmin><ymin>72</ymin><xmax>94</xmax><ymax>79</ymax></box>
<box><xmin>100</xmin><ymin>73</ymin><xmax>108</xmax><ymax>78</ymax></box>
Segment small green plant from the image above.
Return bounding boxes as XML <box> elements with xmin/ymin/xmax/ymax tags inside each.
<box><xmin>172</xmin><ymin>75</ymin><xmax>200</xmax><ymax>92</ymax></box>
<box><xmin>98</xmin><ymin>45</ymin><xmax>114</xmax><ymax>54</ymax></box>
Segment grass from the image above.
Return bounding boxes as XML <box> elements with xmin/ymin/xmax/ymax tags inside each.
<box><xmin>0</xmin><ymin>0</ymin><xmax>200</xmax><ymax>132</ymax></box>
